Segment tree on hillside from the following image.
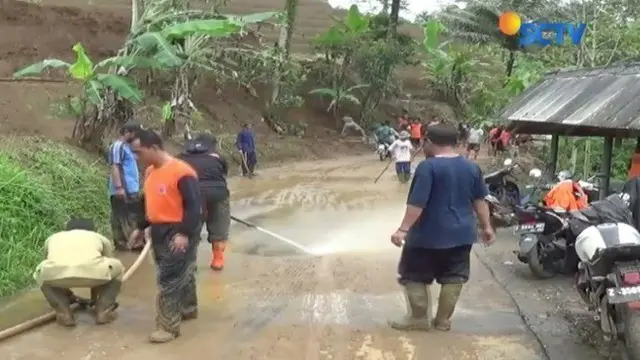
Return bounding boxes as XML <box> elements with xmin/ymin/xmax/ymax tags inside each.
<box><xmin>387</xmin><ymin>0</ymin><xmax>401</xmax><ymax>39</ymax></box>
<box><xmin>437</xmin><ymin>4</ymin><xmax>521</xmax><ymax>77</ymax></box>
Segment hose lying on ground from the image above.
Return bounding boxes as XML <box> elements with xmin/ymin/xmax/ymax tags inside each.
<box><xmin>0</xmin><ymin>239</ymin><xmax>152</xmax><ymax>341</ymax></box>
<box><xmin>230</xmin><ymin>215</ymin><xmax>314</xmax><ymax>254</ymax></box>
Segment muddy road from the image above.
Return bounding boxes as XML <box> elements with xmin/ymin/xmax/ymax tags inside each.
<box><xmin>0</xmin><ymin>155</ymin><xmax>603</xmax><ymax>359</ymax></box>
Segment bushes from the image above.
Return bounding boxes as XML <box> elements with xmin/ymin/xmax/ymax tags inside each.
<box><xmin>0</xmin><ymin>137</ymin><xmax>109</xmax><ymax>297</ymax></box>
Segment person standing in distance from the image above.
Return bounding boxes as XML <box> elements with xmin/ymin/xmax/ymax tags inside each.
<box><xmin>466</xmin><ymin>126</ymin><xmax>484</xmax><ymax>161</ymax></box>
<box><xmin>129</xmin><ymin>130</ymin><xmax>202</xmax><ymax>344</ymax></box>
<box><xmin>388</xmin><ymin>124</ymin><xmax>495</xmax><ymax>332</ymax></box>
<box><xmin>236</xmin><ymin>123</ymin><xmax>258</xmax><ymax>177</ymax></box>
<box><xmin>108</xmin><ymin>121</ymin><xmax>142</xmax><ymax>251</ymax></box>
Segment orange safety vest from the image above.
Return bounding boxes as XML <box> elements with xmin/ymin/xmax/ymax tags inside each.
<box><xmin>410</xmin><ymin>123</ymin><xmax>422</xmax><ymax>139</ymax></box>
<box><xmin>629</xmin><ymin>153</ymin><xmax>640</xmax><ymax>179</ymax></box>
<box><xmin>543</xmin><ymin>180</ymin><xmax>588</xmax><ymax>211</ymax></box>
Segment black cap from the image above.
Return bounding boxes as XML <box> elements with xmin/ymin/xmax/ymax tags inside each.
<box><xmin>184</xmin><ymin>133</ymin><xmax>217</xmax><ymax>154</ymax></box>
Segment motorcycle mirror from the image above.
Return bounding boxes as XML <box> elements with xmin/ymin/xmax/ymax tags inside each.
<box><xmin>529</xmin><ymin>168</ymin><xmax>542</xmax><ymax>178</ymax></box>
<box><xmin>503</xmin><ymin>158</ymin><xmax>513</xmax><ymax>166</ymax></box>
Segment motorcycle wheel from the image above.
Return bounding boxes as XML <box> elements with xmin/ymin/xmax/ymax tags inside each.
<box><xmin>379</xmin><ymin>153</ymin><xmax>385</xmax><ymax>161</ymax></box>
<box><xmin>619</xmin><ymin>305</ymin><xmax>640</xmax><ymax>360</ymax></box>
<box><xmin>527</xmin><ymin>242</ymin><xmax>556</xmax><ymax>279</ymax></box>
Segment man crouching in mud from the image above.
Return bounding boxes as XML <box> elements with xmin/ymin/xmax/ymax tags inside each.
<box><xmin>34</xmin><ymin>218</ymin><xmax>123</xmax><ymax>327</ymax></box>
<box><xmin>388</xmin><ymin>124</ymin><xmax>495</xmax><ymax>332</ymax></box>
<box><xmin>178</xmin><ymin>133</ymin><xmax>231</xmax><ymax>271</ymax></box>
<box><xmin>129</xmin><ymin>130</ymin><xmax>202</xmax><ymax>343</ymax></box>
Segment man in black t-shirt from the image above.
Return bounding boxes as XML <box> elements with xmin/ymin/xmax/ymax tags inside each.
<box><xmin>178</xmin><ymin>133</ymin><xmax>231</xmax><ymax>271</ymax></box>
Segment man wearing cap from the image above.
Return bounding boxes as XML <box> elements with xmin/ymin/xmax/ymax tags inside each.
<box><xmin>108</xmin><ymin>122</ymin><xmax>142</xmax><ymax>251</ymax></box>
<box><xmin>178</xmin><ymin>133</ymin><xmax>231</xmax><ymax>271</ymax></box>
<box><xmin>388</xmin><ymin>131</ymin><xmax>414</xmax><ymax>183</ymax></box>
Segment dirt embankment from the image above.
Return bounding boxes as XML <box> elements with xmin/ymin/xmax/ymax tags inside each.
<box><xmin>0</xmin><ymin>0</ymin><xmax>371</xmax><ymax>165</ymax></box>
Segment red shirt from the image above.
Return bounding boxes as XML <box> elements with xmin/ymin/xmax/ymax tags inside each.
<box><xmin>499</xmin><ymin>130</ymin><xmax>511</xmax><ymax>146</ymax></box>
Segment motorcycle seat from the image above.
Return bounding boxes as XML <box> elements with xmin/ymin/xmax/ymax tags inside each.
<box><xmin>483</xmin><ymin>170</ymin><xmax>505</xmax><ymax>181</ymax></box>
<box><xmin>588</xmin><ymin>244</ymin><xmax>640</xmax><ymax>276</ymax></box>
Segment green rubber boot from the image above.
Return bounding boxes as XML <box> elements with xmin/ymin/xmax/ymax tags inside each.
<box><xmin>433</xmin><ymin>283</ymin><xmax>463</xmax><ymax>331</ymax></box>
<box><xmin>388</xmin><ymin>282</ymin><xmax>432</xmax><ymax>331</ymax></box>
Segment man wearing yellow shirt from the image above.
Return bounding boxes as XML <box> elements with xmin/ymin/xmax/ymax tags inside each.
<box><xmin>33</xmin><ymin>218</ymin><xmax>124</xmax><ymax>327</ymax></box>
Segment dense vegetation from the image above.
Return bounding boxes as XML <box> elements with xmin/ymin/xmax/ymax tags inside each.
<box><xmin>0</xmin><ymin>139</ymin><xmax>109</xmax><ymax>296</ymax></box>
<box><xmin>422</xmin><ymin>0</ymin><xmax>640</xmax><ymax>179</ymax></box>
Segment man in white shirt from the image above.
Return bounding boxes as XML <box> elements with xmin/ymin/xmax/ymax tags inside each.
<box><xmin>466</xmin><ymin>127</ymin><xmax>484</xmax><ymax>160</ymax></box>
<box><xmin>388</xmin><ymin>131</ymin><xmax>414</xmax><ymax>183</ymax></box>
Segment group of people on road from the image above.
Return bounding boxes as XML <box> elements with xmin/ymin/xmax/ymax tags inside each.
<box><xmin>32</xmin><ymin>121</ymin><xmax>263</xmax><ymax>343</ymax></box>
<box><xmin>33</xmin><ymin>113</ymin><xmax>501</xmax><ymax>342</ymax></box>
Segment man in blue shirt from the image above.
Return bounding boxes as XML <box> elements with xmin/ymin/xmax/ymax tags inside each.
<box><xmin>388</xmin><ymin>124</ymin><xmax>494</xmax><ymax>332</ymax></box>
<box><xmin>108</xmin><ymin>122</ymin><xmax>141</xmax><ymax>251</ymax></box>
<box><xmin>236</xmin><ymin>123</ymin><xmax>257</xmax><ymax>177</ymax></box>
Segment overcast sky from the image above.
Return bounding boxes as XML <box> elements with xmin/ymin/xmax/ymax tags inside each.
<box><xmin>327</xmin><ymin>0</ymin><xmax>463</xmax><ymax>21</ymax></box>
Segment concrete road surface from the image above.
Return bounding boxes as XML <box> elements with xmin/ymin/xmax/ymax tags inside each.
<box><xmin>0</xmin><ymin>155</ymin><xmax>599</xmax><ymax>359</ymax></box>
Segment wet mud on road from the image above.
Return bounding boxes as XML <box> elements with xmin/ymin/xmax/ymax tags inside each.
<box><xmin>0</xmin><ymin>155</ymin><xmax>597</xmax><ymax>359</ymax></box>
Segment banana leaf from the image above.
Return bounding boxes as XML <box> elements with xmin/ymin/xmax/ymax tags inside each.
<box><xmin>12</xmin><ymin>59</ymin><xmax>70</xmax><ymax>79</ymax></box>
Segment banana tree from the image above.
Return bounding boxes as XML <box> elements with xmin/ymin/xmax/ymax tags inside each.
<box><xmin>312</xmin><ymin>5</ymin><xmax>370</xmax><ymax>126</ymax></box>
<box><xmin>13</xmin><ymin>43</ymin><xmax>151</xmax><ymax>150</ymax></box>
<box><xmin>309</xmin><ymin>84</ymin><xmax>369</xmax><ymax>118</ymax></box>
<box><xmin>132</xmin><ymin>11</ymin><xmax>278</xmax><ymax>138</ymax></box>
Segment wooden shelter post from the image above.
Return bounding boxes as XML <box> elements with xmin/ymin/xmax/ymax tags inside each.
<box><xmin>549</xmin><ymin>134</ymin><xmax>559</xmax><ymax>176</ymax></box>
<box><xmin>599</xmin><ymin>136</ymin><xmax>614</xmax><ymax>200</ymax></box>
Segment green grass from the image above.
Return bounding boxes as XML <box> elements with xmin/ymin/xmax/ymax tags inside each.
<box><xmin>0</xmin><ymin>137</ymin><xmax>109</xmax><ymax>297</ymax></box>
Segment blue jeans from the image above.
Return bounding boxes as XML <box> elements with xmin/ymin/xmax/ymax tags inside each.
<box><xmin>395</xmin><ymin>161</ymin><xmax>411</xmax><ymax>175</ymax></box>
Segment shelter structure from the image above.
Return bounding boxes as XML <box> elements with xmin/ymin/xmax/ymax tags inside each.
<box><xmin>498</xmin><ymin>63</ymin><xmax>640</xmax><ymax>199</ymax></box>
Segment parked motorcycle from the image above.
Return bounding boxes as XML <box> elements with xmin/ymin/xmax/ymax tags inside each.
<box><xmin>485</xmin><ymin>158</ymin><xmax>535</xmax><ymax>228</ymax></box>
<box><xmin>513</xmin><ymin>202</ymin><xmax>575</xmax><ymax>279</ymax></box>
<box><xmin>569</xmin><ymin>195</ymin><xmax>640</xmax><ymax>359</ymax></box>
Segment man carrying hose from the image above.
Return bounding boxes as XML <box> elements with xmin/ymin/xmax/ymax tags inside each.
<box><xmin>236</xmin><ymin>123</ymin><xmax>257</xmax><ymax>177</ymax></box>
<box><xmin>388</xmin><ymin>124</ymin><xmax>494</xmax><ymax>332</ymax></box>
<box><xmin>33</xmin><ymin>218</ymin><xmax>123</xmax><ymax>327</ymax></box>
<box><xmin>178</xmin><ymin>133</ymin><xmax>231</xmax><ymax>271</ymax></box>
<box><xmin>129</xmin><ymin>130</ymin><xmax>202</xmax><ymax>343</ymax></box>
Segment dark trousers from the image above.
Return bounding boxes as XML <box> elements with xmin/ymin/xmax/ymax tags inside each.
<box><xmin>240</xmin><ymin>151</ymin><xmax>257</xmax><ymax>176</ymax></box>
<box><xmin>202</xmin><ymin>194</ymin><xmax>231</xmax><ymax>242</ymax></box>
<box><xmin>150</xmin><ymin>224</ymin><xmax>199</xmax><ymax>335</ymax></box>
<box><xmin>110</xmin><ymin>193</ymin><xmax>141</xmax><ymax>250</ymax></box>
<box><xmin>398</xmin><ymin>245</ymin><xmax>472</xmax><ymax>285</ymax></box>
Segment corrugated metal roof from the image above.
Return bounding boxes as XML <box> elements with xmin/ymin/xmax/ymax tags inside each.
<box><xmin>499</xmin><ymin>63</ymin><xmax>640</xmax><ymax>136</ymax></box>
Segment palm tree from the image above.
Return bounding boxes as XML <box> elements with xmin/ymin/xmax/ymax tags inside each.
<box><xmin>438</xmin><ymin>4</ymin><xmax>520</xmax><ymax>77</ymax></box>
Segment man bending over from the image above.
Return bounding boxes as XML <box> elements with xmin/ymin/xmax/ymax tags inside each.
<box><xmin>34</xmin><ymin>218</ymin><xmax>123</xmax><ymax>327</ymax></box>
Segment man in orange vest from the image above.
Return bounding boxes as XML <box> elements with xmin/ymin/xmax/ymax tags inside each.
<box><xmin>544</xmin><ymin>171</ymin><xmax>588</xmax><ymax>211</ymax></box>
<box><xmin>628</xmin><ymin>139</ymin><xmax>640</xmax><ymax>179</ymax></box>
<box><xmin>409</xmin><ymin>118</ymin><xmax>423</xmax><ymax>147</ymax></box>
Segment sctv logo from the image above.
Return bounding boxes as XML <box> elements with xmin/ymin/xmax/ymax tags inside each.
<box><xmin>498</xmin><ymin>11</ymin><xmax>586</xmax><ymax>47</ymax></box>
